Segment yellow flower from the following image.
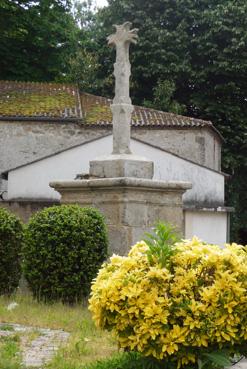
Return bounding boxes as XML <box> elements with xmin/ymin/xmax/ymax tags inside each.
<box><xmin>89</xmin><ymin>238</ymin><xmax>247</xmax><ymax>367</ymax></box>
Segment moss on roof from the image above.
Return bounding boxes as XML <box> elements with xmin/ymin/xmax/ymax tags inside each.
<box><xmin>0</xmin><ymin>91</ymin><xmax>75</xmax><ymax>116</ymax></box>
<box><xmin>0</xmin><ymin>81</ymin><xmax>223</xmax><ymax>141</ymax></box>
<box><xmin>85</xmin><ymin>104</ymin><xmax>112</xmax><ymax>124</ymax></box>
<box><xmin>80</xmin><ymin>92</ymin><xmax>212</xmax><ymax>128</ymax></box>
<box><xmin>0</xmin><ymin>81</ymin><xmax>81</xmax><ymax>119</ymax></box>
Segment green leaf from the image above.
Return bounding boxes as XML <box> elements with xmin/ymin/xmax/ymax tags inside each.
<box><xmin>144</xmin><ymin>222</ymin><xmax>180</xmax><ymax>269</ymax></box>
<box><xmin>202</xmin><ymin>351</ymin><xmax>231</xmax><ymax>368</ymax></box>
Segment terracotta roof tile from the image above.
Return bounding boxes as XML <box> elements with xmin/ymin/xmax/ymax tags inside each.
<box><xmin>0</xmin><ymin>81</ymin><xmax>81</xmax><ymax>119</ymax></box>
<box><xmin>0</xmin><ymin>81</ymin><xmax>223</xmax><ymax>140</ymax></box>
<box><xmin>80</xmin><ymin>92</ymin><xmax>214</xmax><ymax>129</ymax></box>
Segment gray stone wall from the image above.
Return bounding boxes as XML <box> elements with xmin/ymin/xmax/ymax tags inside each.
<box><xmin>132</xmin><ymin>128</ymin><xmax>221</xmax><ymax>171</ymax></box>
<box><xmin>51</xmin><ymin>177</ymin><xmax>190</xmax><ymax>255</ymax></box>
<box><xmin>0</xmin><ymin>200</ymin><xmax>58</xmax><ymax>222</ymax></box>
<box><xmin>0</xmin><ymin>120</ymin><xmax>222</xmax><ymax>191</ymax></box>
<box><xmin>0</xmin><ymin>120</ymin><xmax>109</xmax><ymax>190</ymax></box>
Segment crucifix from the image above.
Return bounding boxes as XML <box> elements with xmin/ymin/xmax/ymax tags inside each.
<box><xmin>107</xmin><ymin>22</ymin><xmax>138</xmax><ymax>154</ymax></box>
<box><xmin>89</xmin><ymin>22</ymin><xmax>153</xmax><ymax>179</ymax></box>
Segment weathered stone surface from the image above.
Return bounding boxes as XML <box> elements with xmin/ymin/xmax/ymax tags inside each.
<box><xmin>90</xmin><ymin>154</ymin><xmax>153</xmax><ymax>179</ymax></box>
<box><xmin>107</xmin><ymin>22</ymin><xmax>137</xmax><ymax>155</ymax></box>
<box><xmin>50</xmin><ymin>178</ymin><xmax>191</xmax><ymax>255</ymax></box>
<box><xmin>107</xmin><ymin>225</ymin><xmax>133</xmax><ymax>255</ymax></box>
<box><xmin>89</xmin><ymin>22</ymin><xmax>154</xmax><ymax>180</ymax></box>
<box><xmin>111</xmin><ymin>104</ymin><xmax>133</xmax><ymax>154</ymax></box>
<box><xmin>50</xmin><ymin>177</ymin><xmax>191</xmax><ymax>191</ymax></box>
<box><xmin>0</xmin><ymin>122</ymin><xmax>222</xmax><ymax>194</ymax></box>
<box><xmin>50</xmin><ymin>23</ymin><xmax>192</xmax><ymax>255</ymax></box>
<box><xmin>0</xmin><ymin>200</ymin><xmax>58</xmax><ymax>222</ymax></box>
<box><xmin>0</xmin><ymin>121</ymin><xmax>109</xmax><ymax>191</ymax></box>
<box><xmin>107</xmin><ymin>22</ymin><xmax>138</xmax><ymax>106</ymax></box>
<box><xmin>132</xmin><ymin>128</ymin><xmax>221</xmax><ymax>171</ymax></box>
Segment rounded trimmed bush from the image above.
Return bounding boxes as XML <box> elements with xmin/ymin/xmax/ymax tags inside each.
<box><xmin>89</xmin><ymin>232</ymin><xmax>247</xmax><ymax>368</ymax></box>
<box><xmin>0</xmin><ymin>207</ymin><xmax>23</xmax><ymax>295</ymax></box>
<box><xmin>23</xmin><ymin>205</ymin><xmax>108</xmax><ymax>303</ymax></box>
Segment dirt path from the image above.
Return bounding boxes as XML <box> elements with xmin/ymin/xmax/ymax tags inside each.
<box><xmin>0</xmin><ymin>322</ymin><xmax>246</xmax><ymax>368</ymax></box>
<box><xmin>0</xmin><ymin>323</ymin><xmax>70</xmax><ymax>367</ymax></box>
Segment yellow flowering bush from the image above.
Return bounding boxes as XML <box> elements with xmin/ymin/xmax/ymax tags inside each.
<box><xmin>89</xmin><ymin>234</ymin><xmax>247</xmax><ymax>368</ymax></box>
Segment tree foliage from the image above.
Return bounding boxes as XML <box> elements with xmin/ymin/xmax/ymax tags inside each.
<box><xmin>65</xmin><ymin>48</ymin><xmax>100</xmax><ymax>92</ymax></box>
<box><xmin>0</xmin><ymin>0</ymin><xmax>78</xmax><ymax>81</ymax></box>
<box><xmin>92</xmin><ymin>0</ymin><xmax>247</xmax><ymax>243</ymax></box>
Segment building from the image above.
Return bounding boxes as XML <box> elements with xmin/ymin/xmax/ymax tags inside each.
<box><xmin>0</xmin><ymin>80</ymin><xmax>231</xmax><ymax>244</ymax></box>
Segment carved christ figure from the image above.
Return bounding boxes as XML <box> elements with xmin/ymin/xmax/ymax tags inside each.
<box><xmin>107</xmin><ymin>22</ymin><xmax>138</xmax><ymax>105</ymax></box>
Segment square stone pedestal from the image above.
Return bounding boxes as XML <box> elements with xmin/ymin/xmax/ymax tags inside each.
<box><xmin>50</xmin><ymin>178</ymin><xmax>191</xmax><ymax>255</ymax></box>
<box><xmin>90</xmin><ymin>154</ymin><xmax>154</xmax><ymax>179</ymax></box>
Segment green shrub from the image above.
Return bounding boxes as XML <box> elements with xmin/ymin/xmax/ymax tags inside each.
<box><xmin>83</xmin><ymin>352</ymin><xmax>166</xmax><ymax>369</ymax></box>
<box><xmin>89</xmin><ymin>223</ymin><xmax>247</xmax><ymax>368</ymax></box>
<box><xmin>23</xmin><ymin>205</ymin><xmax>108</xmax><ymax>303</ymax></box>
<box><xmin>0</xmin><ymin>208</ymin><xmax>23</xmax><ymax>295</ymax></box>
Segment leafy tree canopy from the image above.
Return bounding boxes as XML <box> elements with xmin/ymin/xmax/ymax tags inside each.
<box><xmin>89</xmin><ymin>0</ymin><xmax>247</xmax><ymax>242</ymax></box>
<box><xmin>0</xmin><ymin>0</ymin><xmax>78</xmax><ymax>81</ymax></box>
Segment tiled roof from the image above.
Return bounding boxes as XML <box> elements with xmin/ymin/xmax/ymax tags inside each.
<box><xmin>0</xmin><ymin>81</ymin><xmax>222</xmax><ymax>139</ymax></box>
<box><xmin>0</xmin><ymin>81</ymin><xmax>81</xmax><ymax>119</ymax></box>
<box><xmin>81</xmin><ymin>92</ymin><xmax>214</xmax><ymax>129</ymax></box>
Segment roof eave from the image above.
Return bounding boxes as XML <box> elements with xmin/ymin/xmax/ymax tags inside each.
<box><xmin>0</xmin><ymin>116</ymin><xmax>83</xmax><ymax>123</ymax></box>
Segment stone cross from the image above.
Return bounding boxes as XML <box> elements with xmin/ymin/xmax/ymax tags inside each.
<box><xmin>107</xmin><ymin>22</ymin><xmax>138</xmax><ymax>154</ymax></box>
<box><xmin>88</xmin><ymin>22</ymin><xmax>153</xmax><ymax>179</ymax></box>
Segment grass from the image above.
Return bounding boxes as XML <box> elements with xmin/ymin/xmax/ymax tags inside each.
<box><xmin>81</xmin><ymin>352</ymin><xmax>171</xmax><ymax>369</ymax></box>
<box><xmin>0</xmin><ymin>324</ymin><xmax>15</xmax><ymax>331</ymax></box>
<box><xmin>0</xmin><ymin>334</ymin><xmax>22</xmax><ymax>369</ymax></box>
<box><xmin>0</xmin><ymin>293</ymin><xmax>118</xmax><ymax>369</ymax></box>
<box><xmin>0</xmin><ymin>293</ymin><xmax>88</xmax><ymax>331</ymax></box>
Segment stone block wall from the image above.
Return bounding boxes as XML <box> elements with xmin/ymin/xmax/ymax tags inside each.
<box><xmin>132</xmin><ymin>127</ymin><xmax>221</xmax><ymax>171</ymax></box>
<box><xmin>50</xmin><ymin>178</ymin><xmax>191</xmax><ymax>255</ymax></box>
<box><xmin>0</xmin><ymin>200</ymin><xmax>58</xmax><ymax>222</ymax></box>
<box><xmin>0</xmin><ymin>121</ymin><xmax>222</xmax><ymax>193</ymax></box>
<box><xmin>0</xmin><ymin>120</ymin><xmax>109</xmax><ymax>190</ymax></box>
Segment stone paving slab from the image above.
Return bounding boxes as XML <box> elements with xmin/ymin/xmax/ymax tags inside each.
<box><xmin>0</xmin><ymin>323</ymin><xmax>70</xmax><ymax>368</ymax></box>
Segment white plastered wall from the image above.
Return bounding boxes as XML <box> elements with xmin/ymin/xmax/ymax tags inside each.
<box><xmin>185</xmin><ymin>210</ymin><xmax>228</xmax><ymax>246</ymax></box>
<box><xmin>6</xmin><ymin>135</ymin><xmax>228</xmax><ymax>244</ymax></box>
<box><xmin>7</xmin><ymin>135</ymin><xmax>224</xmax><ymax>205</ymax></box>
<box><xmin>132</xmin><ymin>139</ymin><xmax>224</xmax><ymax>206</ymax></box>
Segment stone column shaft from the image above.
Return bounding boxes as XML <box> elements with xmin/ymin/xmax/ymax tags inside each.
<box><xmin>111</xmin><ymin>104</ymin><xmax>133</xmax><ymax>154</ymax></box>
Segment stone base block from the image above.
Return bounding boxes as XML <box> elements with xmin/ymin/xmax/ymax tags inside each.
<box><xmin>89</xmin><ymin>154</ymin><xmax>154</xmax><ymax>179</ymax></box>
<box><xmin>50</xmin><ymin>177</ymin><xmax>191</xmax><ymax>255</ymax></box>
